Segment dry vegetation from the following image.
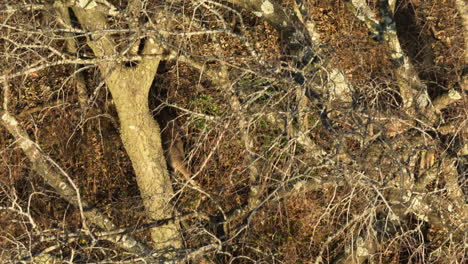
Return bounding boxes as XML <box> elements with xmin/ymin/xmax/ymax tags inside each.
<box><xmin>0</xmin><ymin>0</ymin><xmax>466</xmax><ymax>263</ymax></box>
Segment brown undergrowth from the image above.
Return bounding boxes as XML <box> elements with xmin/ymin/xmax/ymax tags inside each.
<box><xmin>0</xmin><ymin>0</ymin><xmax>466</xmax><ymax>263</ymax></box>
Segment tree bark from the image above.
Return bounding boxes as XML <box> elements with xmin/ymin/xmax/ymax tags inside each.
<box><xmin>68</xmin><ymin>4</ymin><xmax>182</xmax><ymax>253</ymax></box>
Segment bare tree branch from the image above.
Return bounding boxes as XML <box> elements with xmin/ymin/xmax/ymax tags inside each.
<box><xmin>0</xmin><ymin>83</ymin><xmax>152</xmax><ymax>256</ymax></box>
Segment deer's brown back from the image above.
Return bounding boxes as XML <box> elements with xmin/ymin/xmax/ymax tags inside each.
<box><xmin>156</xmin><ymin>107</ymin><xmax>191</xmax><ymax>179</ymax></box>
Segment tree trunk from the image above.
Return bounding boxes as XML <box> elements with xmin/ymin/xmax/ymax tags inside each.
<box><xmin>69</xmin><ymin>5</ymin><xmax>182</xmax><ymax>254</ymax></box>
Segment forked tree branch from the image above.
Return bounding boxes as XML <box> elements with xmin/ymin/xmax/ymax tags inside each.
<box><xmin>60</xmin><ymin>1</ymin><xmax>183</xmax><ymax>255</ymax></box>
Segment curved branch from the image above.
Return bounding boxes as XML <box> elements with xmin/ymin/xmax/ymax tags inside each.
<box><xmin>0</xmin><ymin>109</ymin><xmax>151</xmax><ymax>255</ymax></box>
